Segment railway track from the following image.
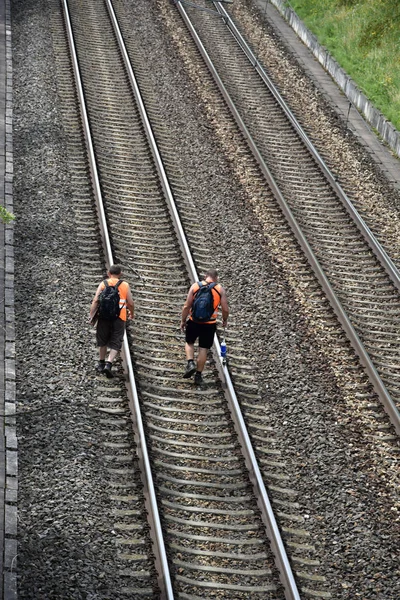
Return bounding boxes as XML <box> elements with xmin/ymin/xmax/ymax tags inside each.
<box><xmin>12</xmin><ymin>0</ymin><xmax>398</xmax><ymax>595</ymax></box>
<box><xmin>57</xmin><ymin>0</ymin><xmax>327</xmax><ymax>597</ymax></box>
<box><xmin>50</xmin><ymin>0</ymin><xmax>400</xmax><ymax>596</ymax></box>
<box><xmin>37</xmin><ymin>0</ymin><xmax>398</xmax><ymax>595</ymax></box>
<box><xmin>45</xmin><ymin>3</ymin><xmax>398</xmax><ymax>598</ymax></box>
<box><xmin>171</xmin><ymin>0</ymin><xmax>400</xmax><ymax>436</ymax></box>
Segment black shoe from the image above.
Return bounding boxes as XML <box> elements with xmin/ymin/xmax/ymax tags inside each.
<box><xmin>194</xmin><ymin>371</ymin><xmax>203</xmax><ymax>386</ymax></box>
<box><xmin>183</xmin><ymin>360</ymin><xmax>196</xmax><ymax>378</ymax></box>
<box><xmin>96</xmin><ymin>360</ymin><xmax>106</xmax><ymax>373</ymax></box>
<box><xmin>103</xmin><ymin>361</ymin><xmax>114</xmax><ymax>378</ymax></box>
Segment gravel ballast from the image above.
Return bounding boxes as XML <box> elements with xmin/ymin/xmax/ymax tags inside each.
<box><xmin>12</xmin><ymin>0</ymin><xmax>400</xmax><ymax>598</ymax></box>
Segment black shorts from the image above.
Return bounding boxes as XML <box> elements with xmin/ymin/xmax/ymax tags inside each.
<box><xmin>96</xmin><ymin>317</ymin><xmax>126</xmax><ymax>351</ymax></box>
<box><xmin>185</xmin><ymin>319</ymin><xmax>216</xmax><ymax>349</ymax></box>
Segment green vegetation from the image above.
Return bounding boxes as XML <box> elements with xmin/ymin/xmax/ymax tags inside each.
<box><xmin>287</xmin><ymin>0</ymin><xmax>400</xmax><ymax>129</ymax></box>
<box><xmin>0</xmin><ymin>206</ymin><xmax>15</xmax><ymax>224</ymax></box>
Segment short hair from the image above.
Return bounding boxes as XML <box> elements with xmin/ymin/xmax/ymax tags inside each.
<box><xmin>109</xmin><ymin>264</ymin><xmax>122</xmax><ymax>275</ymax></box>
<box><xmin>205</xmin><ymin>269</ymin><xmax>218</xmax><ymax>280</ymax></box>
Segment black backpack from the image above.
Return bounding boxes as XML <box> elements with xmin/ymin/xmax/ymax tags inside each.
<box><xmin>98</xmin><ymin>279</ymin><xmax>122</xmax><ymax>320</ymax></box>
<box><xmin>192</xmin><ymin>282</ymin><xmax>219</xmax><ymax>322</ymax></box>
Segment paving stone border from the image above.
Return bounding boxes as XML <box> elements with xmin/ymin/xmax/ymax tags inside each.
<box><xmin>3</xmin><ymin>0</ymin><xmax>17</xmax><ymax>597</ymax></box>
<box><xmin>269</xmin><ymin>0</ymin><xmax>400</xmax><ymax>159</ymax></box>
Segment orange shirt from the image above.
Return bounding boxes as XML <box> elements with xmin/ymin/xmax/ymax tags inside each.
<box><xmin>100</xmin><ymin>278</ymin><xmax>129</xmax><ymax>321</ymax></box>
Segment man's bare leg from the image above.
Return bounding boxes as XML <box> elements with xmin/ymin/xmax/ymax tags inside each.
<box><xmin>196</xmin><ymin>347</ymin><xmax>207</xmax><ymax>373</ymax></box>
<box><xmin>194</xmin><ymin>347</ymin><xmax>208</xmax><ymax>385</ymax></box>
<box><xmin>96</xmin><ymin>346</ymin><xmax>108</xmax><ymax>373</ymax></box>
<box><xmin>185</xmin><ymin>342</ymin><xmax>195</xmax><ymax>361</ymax></box>
<box><xmin>103</xmin><ymin>348</ymin><xmax>119</xmax><ymax>378</ymax></box>
<box><xmin>108</xmin><ymin>348</ymin><xmax>119</xmax><ymax>364</ymax></box>
<box><xmin>183</xmin><ymin>342</ymin><xmax>196</xmax><ymax>378</ymax></box>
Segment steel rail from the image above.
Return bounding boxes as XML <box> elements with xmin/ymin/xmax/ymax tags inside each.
<box><xmin>61</xmin><ymin>2</ymin><xmax>174</xmax><ymax>598</ymax></box>
<box><xmin>105</xmin><ymin>0</ymin><xmax>197</xmax><ymax>283</ymax></box>
<box><xmin>175</xmin><ymin>2</ymin><xmax>400</xmax><ymax>436</ymax></box>
<box><xmin>108</xmin><ymin>2</ymin><xmax>301</xmax><ymax>599</ymax></box>
<box><xmin>214</xmin><ymin>1</ymin><xmax>400</xmax><ymax>292</ymax></box>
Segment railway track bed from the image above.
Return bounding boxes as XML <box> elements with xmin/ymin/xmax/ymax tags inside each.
<box><xmin>12</xmin><ymin>0</ymin><xmax>400</xmax><ymax>598</ymax></box>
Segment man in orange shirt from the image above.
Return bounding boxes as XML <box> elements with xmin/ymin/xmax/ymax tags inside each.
<box><xmin>89</xmin><ymin>265</ymin><xmax>134</xmax><ymax>378</ymax></box>
<box><xmin>180</xmin><ymin>269</ymin><xmax>229</xmax><ymax>385</ymax></box>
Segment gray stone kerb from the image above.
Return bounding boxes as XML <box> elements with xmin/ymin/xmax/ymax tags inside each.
<box><xmin>269</xmin><ymin>0</ymin><xmax>400</xmax><ymax>159</ymax></box>
<box><xmin>3</xmin><ymin>0</ymin><xmax>17</xmax><ymax>597</ymax></box>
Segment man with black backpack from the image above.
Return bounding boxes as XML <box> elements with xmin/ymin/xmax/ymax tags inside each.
<box><xmin>89</xmin><ymin>265</ymin><xmax>134</xmax><ymax>378</ymax></box>
<box><xmin>180</xmin><ymin>269</ymin><xmax>229</xmax><ymax>385</ymax></box>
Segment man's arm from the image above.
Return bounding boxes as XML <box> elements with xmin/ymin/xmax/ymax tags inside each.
<box><xmin>89</xmin><ymin>282</ymin><xmax>104</xmax><ymax>323</ymax></box>
<box><xmin>220</xmin><ymin>287</ymin><xmax>229</xmax><ymax>327</ymax></box>
<box><xmin>181</xmin><ymin>285</ymin><xmax>195</xmax><ymax>331</ymax></box>
<box><xmin>126</xmin><ymin>286</ymin><xmax>134</xmax><ymax>319</ymax></box>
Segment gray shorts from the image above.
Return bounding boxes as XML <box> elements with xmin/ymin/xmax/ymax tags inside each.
<box><xmin>96</xmin><ymin>317</ymin><xmax>126</xmax><ymax>351</ymax></box>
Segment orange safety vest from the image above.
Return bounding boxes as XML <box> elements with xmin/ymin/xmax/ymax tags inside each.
<box><xmin>100</xmin><ymin>278</ymin><xmax>129</xmax><ymax>321</ymax></box>
<box><xmin>189</xmin><ymin>281</ymin><xmax>222</xmax><ymax>324</ymax></box>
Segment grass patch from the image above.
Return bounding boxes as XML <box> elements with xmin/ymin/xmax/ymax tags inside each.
<box><xmin>0</xmin><ymin>206</ymin><xmax>15</xmax><ymax>224</ymax></box>
<box><xmin>287</xmin><ymin>0</ymin><xmax>400</xmax><ymax>130</ymax></box>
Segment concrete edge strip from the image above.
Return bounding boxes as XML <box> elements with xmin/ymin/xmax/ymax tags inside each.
<box><xmin>269</xmin><ymin>0</ymin><xmax>400</xmax><ymax>159</ymax></box>
<box><xmin>3</xmin><ymin>0</ymin><xmax>17</xmax><ymax>597</ymax></box>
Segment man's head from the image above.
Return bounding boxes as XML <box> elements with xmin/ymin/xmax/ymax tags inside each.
<box><xmin>108</xmin><ymin>264</ymin><xmax>122</xmax><ymax>276</ymax></box>
<box><xmin>205</xmin><ymin>269</ymin><xmax>218</xmax><ymax>282</ymax></box>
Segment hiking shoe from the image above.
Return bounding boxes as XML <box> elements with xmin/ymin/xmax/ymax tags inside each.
<box><xmin>183</xmin><ymin>360</ymin><xmax>196</xmax><ymax>379</ymax></box>
<box><xmin>194</xmin><ymin>371</ymin><xmax>203</xmax><ymax>386</ymax></box>
<box><xmin>96</xmin><ymin>361</ymin><xmax>105</xmax><ymax>373</ymax></box>
<box><xmin>103</xmin><ymin>361</ymin><xmax>114</xmax><ymax>379</ymax></box>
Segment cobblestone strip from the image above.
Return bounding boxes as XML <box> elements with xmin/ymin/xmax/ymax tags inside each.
<box><xmin>3</xmin><ymin>0</ymin><xmax>17</xmax><ymax>597</ymax></box>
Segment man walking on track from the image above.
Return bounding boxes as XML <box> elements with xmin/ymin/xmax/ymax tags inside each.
<box><xmin>89</xmin><ymin>264</ymin><xmax>134</xmax><ymax>378</ymax></box>
<box><xmin>180</xmin><ymin>269</ymin><xmax>229</xmax><ymax>385</ymax></box>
